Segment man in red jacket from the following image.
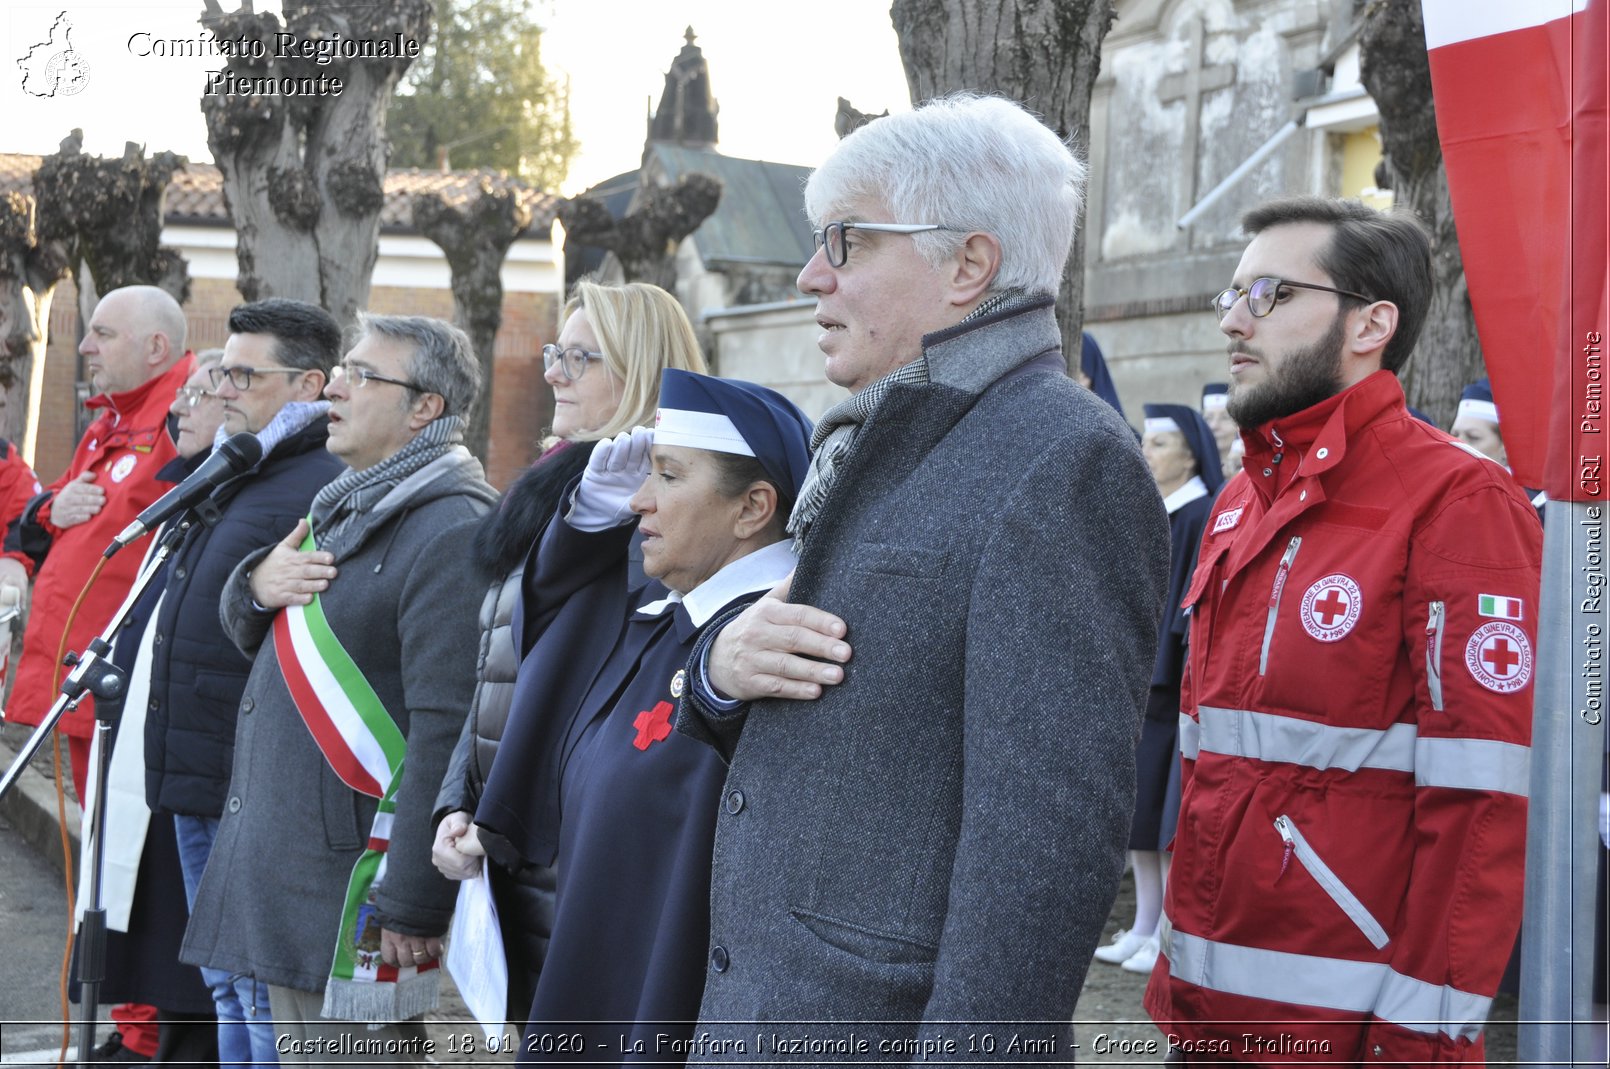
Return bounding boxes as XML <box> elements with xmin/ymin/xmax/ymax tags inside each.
<box><xmin>3</xmin><ymin>285</ymin><xmax>192</xmax><ymax>797</ymax></box>
<box><xmin>3</xmin><ymin>286</ymin><xmax>192</xmax><ymax>1063</ymax></box>
<box><xmin>1144</xmin><ymin>197</ymin><xmax>1542</xmax><ymax>1065</ymax></box>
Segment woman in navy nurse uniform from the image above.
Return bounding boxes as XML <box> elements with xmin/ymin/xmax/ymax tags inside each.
<box><xmin>1091</xmin><ymin>402</ymin><xmax>1222</xmax><ymax>976</ymax></box>
<box><xmin>471</xmin><ymin>369</ymin><xmax>812</xmax><ymax>1064</ymax></box>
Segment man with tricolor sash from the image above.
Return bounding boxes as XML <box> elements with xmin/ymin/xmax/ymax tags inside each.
<box><xmin>180</xmin><ymin>315</ymin><xmax>495</xmax><ymax>1062</ymax></box>
<box><xmin>1144</xmin><ymin>196</ymin><xmax>1542</xmax><ymax>1064</ymax></box>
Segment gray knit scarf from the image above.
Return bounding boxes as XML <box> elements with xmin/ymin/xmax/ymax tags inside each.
<box><xmin>787</xmin><ymin>289</ymin><xmax>1037</xmax><ymax>546</ymax></box>
<box><xmin>213</xmin><ymin>399</ymin><xmax>329</xmax><ymax>456</ymax></box>
<box><xmin>310</xmin><ymin>414</ymin><xmax>466</xmax><ymax>554</ymax></box>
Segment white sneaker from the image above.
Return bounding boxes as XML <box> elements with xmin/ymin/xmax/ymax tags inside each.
<box><xmin>1120</xmin><ymin>934</ymin><xmax>1161</xmax><ymax>974</ymax></box>
<box><xmin>1093</xmin><ymin>927</ymin><xmax>1149</xmax><ymax>964</ymax></box>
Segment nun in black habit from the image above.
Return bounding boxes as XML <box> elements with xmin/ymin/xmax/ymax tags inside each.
<box><xmin>1091</xmin><ymin>401</ymin><xmax>1223</xmax><ymax>976</ymax></box>
<box><xmin>471</xmin><ymin>370</ymin><xmax>811</xmax><ymax>1064</ymax></box>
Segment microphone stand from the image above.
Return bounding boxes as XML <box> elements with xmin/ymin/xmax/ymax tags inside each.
<box><xmin>0</xmin><ymin>511</ymin><xmax>197</xmax><ymax>1066</ymax></box>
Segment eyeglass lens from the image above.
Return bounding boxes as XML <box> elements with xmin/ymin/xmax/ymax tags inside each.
<box><xmin>813</xmin><ymin>223</ymin><xmax>847</xmax><ymax>267</ymax></box>
<box><xmin>1214</xmin><ymin>277</ymin><xmax>1284</xmax><ymax>320</ymax></box>
<box><xmin>543</xmin><ymin>345</ymin><xmax>594</xmax><ymax>380</ymax></box>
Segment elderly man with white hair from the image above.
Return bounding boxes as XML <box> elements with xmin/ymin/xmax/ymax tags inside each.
<box><xmin>679</xmin><ymin>93</ymin><xmax>1171</xmax><ymax>1051</ymax></box>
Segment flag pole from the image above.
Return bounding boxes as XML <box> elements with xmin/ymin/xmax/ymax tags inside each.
<box><xmin>1518</xmin><ymin>499</ymin><xmax>1605</xmax><ymax>1066</ymax></box>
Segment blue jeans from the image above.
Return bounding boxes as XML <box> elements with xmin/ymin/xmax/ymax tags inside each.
<box><xmin>174</xmin><ymin>813</ymin><xmax>280</xmax><ymax>1067</ymax></box>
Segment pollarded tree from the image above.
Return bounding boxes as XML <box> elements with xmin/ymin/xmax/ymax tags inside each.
<box><xmin>0</xmin><ymin>191</ymin><xmax>69</xmax><ymax>448</ymax></box>
<box><xmin>1358</xmin><ymin>0</ymin><xmax>1483</xmax><ymax>428</ymax></box>
<box><xmin>200</xmin><ymin>0</ymin><xmax>431</xmax><ymax>332</ymax></box>
<box><xmin>0</xmin><ymin>132</ymin><xmax>189</xmax><ymax>450</ymax></box>
<box><xmin>890</xmin><ymin>0</ymin><xmax>1116</xmax><ymax>367</ymax></box>
<box><xmin>412</xmin><ymin>178</ymin><xmax>535</xmax><ymax>460</ymax></box>
<box><xmin>556</xmin><ymin>174</ymin><xmax>722</xmax><ymax>292</ymax></box>
<box><xmin>389</xmin><ymin>0</ymin><xmax>577</xmax><ymax>192</ymax></box>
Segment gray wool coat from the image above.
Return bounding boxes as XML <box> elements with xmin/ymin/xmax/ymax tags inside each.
<box><xmin>181</xmin><ymin>447</ymin><xmax>496</xmax><ymax>995</ymax></box>
<box><xmin>680</xmin><ymin>301</ymin><xmax>1171</xmax><ymax>1051</ymax></box>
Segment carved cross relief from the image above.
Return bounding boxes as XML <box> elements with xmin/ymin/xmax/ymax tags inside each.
<box><xmin>1160</xmin><ymin>16</ymin><xmax>1236</xmax><ymax>241</ymax></box>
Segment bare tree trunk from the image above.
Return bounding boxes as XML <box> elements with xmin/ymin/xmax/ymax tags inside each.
<box><xmin>1358</xmin><ymin>0</ymin><xmax>1481</xmax><ymax>428</ymax></box>
<box><xmin>412</xmin><ymin>180</ymin><xmax>534</xmax><ymax>460</ymax></box>
<box><xmin>201</xmin><ymin>0</ymin><xmax>431</xmax><ymax>333</ymax></box>
<box><xmin>891</xmin><ymin>0</ymin><xmax>1115</xmax><ymax>368</ymax></box>
<box><xmin>30</xmin><ymin>139</ymin><xmax>190</xmax><ymax>302</ymax></box>
<box><xmin>557</xmin><ymin>173</ymin><xmax>722</xmax><ymax>290</ymax></box>
<box><xmin>0</xmin><ymin>193</ymin><xmax>69</xmax><ymax>453</ymax></box>
<box><xmin>0</xmin><ymin>132</ymin><xmax>188</xmax><ymax>454</ymax></box>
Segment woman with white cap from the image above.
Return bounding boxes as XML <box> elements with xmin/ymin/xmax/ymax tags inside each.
<box><xmin>470</xmin><ymin>369</ymin><xmax>812</xmax><ymax>1064</ymax></box>
<box><xmin>1093</xmin><ymin>402</ymin><xmax>1223</xmax><ymax>976</ymax></box>
<box><xmin>430</xmin><ymin>281</ymin><xmax>706</xmax><ymax>1027</ymax></box>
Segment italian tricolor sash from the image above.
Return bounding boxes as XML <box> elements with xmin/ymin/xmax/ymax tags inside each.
<box><xmin>272</xmin><ymin>519</ymin><xmax>440</xmax><ymax>1022</ymax></box>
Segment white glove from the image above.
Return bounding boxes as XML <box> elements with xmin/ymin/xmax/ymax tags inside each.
<box><xmin>568</xmin><ymin>427</ymin><xmax>654</xmax><ymax>531</ymax></box>
<box><xmin>1600</xmin><ymin>791</ymin><xmax>1609</xmax><ymax>850</ymax></box>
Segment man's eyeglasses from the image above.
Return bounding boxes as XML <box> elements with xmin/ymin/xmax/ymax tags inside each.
<box><xmin>1212</xmin><ymin>277</ymin><xmax>1375</xmax><ymax>321</ymax></box>
<box><xmin>542</xmin><ymin>344</ymin><xmax>604</xmax><ymax>382</ymax></box>
<box><xmin>329</xmin><ymin>363</ymin><xmax>427</xmax><ymax>392</ymax></box>
<box><xmin>208</xmin><ymin>365</ymin><xmax>305</xmax><ymax>391</ymax></box>
<box><xmin>175</xmin><ymin>386</ymin><xmax>218</xmax><ymax>408</ymax></box>
<box><xmin>811</xmin><ymin>221</ymin><xmax>957</xmax><ymax>268</ymax></box>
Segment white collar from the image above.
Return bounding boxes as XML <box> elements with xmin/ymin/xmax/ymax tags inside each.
<box><xmin>1162</xmin><ymin>476</ymin><xmax>1209</xmax><ymax>515</ymax></box>
<box><xmin>635</xmin><ymin>539</ymin><xmax>798</xmax><ymax>625</ymax></box>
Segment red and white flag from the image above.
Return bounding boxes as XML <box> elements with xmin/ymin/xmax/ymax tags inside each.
<box><xmin>1422</xmin><ymin>0</ymin><xmax>1607</xmax><ymax>500</ymax></box>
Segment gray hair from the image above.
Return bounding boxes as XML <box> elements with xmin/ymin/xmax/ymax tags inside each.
<box><xmin>803</xmin><ymin>92</ymin><xmax>1087</xmax><ymax>295</ymax></box>
<box><xmin>354</xmin><ymin>313</ymin><xmax>482</xmax><ymax>420</ymax></box>
<box><xmin>194</xmin><ymin>347</ymin><xmax>225</xmax><ymax>369</ymax></box>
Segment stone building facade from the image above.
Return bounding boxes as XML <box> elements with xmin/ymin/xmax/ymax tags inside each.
<box><xmin>594</xmin><ymin>1</ymin><xmax>1390</xmax><ymax>424</ymax></box>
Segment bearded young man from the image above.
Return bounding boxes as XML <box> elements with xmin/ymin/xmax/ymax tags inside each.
<box><xmin>1143</xmin><ymin>196</ymin><xmax>1542</xmax><ymax>1065</ymax></box>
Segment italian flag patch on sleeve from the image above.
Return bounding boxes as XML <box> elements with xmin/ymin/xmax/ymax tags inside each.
<box><xmin>1479</xmin><ymin>594</ymin><xmax>1524</xmax><ymax>620</ymax></box>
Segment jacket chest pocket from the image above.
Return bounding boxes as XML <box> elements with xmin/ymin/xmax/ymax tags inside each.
<box><xmin>1182</xmin><ymin>538</ymin><xmax>1233</xmax><ymax>672</ymax></box>
<box><xmin>1251</xmin><ymin>527</ymin><xmax>1400</xmax><ymax>714</ymax></box>
<box><xmin>849</xmin><ymin>541</ymin><xmax>951</xmax><ymax>580</ymax></box>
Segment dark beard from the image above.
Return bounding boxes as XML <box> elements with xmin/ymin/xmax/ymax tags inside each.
<box><xmin>1227</xmin><ymin>312</ymin><xmax>1347</xmax><ymax>429</ymax></box>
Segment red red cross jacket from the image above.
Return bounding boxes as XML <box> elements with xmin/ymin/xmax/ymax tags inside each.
<box><xmin>0</xmin><ymin>441</ymin><xmax>43</xmax><ymax>573</ymax></box>
<box><xmin>1143</xmin><ymin>370</ymin><xmax>1542</xmax><ymax>1065</ymax></box>
<box><xmin>5</xmin><ymin>356</ymin><xmax>192</xmax><ymax>736</ymax></box>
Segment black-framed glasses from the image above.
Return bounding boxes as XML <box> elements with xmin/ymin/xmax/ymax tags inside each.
<box><xmin>208</xmin><ymin>365</ymin><xmax>305</xmax><ymax>391</ymax></box>
<box><xmin>1212</xmin><ymin>277</ymin><xmax>1375</xmax><ymax>321</ymax></box>
<box><xmin>175</xmin><ymin>385</ymin><xmax>218</xmax><ymax>408</ymax></box>
<box><xmin>329</xmin><ymin>363</ymin><xmax>426</xmax><ymax>392</ymax></box>
<box><xmin>542</xmin><ymin>344</ymin><xmax>604</xmax><ymax>382</ymax></box>
<box><xmin>811</xmin><ymin>221</ymin><xmax>956</xmax><ymax>268</ymax></box>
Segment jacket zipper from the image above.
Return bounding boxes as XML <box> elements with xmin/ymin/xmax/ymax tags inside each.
<box><xmin>1260</xmin><ymin>536</ymin><xmax>1302</xmax><ymax>675</ymax></box>
<box><xmin>1425</xmin><ymin>601</ymin><xmax>1446</xmax><ymax>711</ymax></box>
<box><xmin>1274</xmin><ymin>815</ymin><xmax>1391</xmax><ymax>949</ymax></box>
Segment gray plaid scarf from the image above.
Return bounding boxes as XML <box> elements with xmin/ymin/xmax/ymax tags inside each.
<box><xmin>310</xmin><ymin>415</ymin><xmax>465</xmax><ymax>555</ymax></box>
<box><xmin>787</xmin><ymin>289</ymin><xmax>1034</xmax><ymax>547</ymax></box>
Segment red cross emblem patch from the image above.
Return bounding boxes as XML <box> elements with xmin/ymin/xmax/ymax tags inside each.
<box><xmin>632</xmin><ymin>700</ymin><xmax>675</xmax><ymax>750</ymax></box>
<box><xmin>1465</xmin><ymin>621</ymin><xmax>1534</xmax><ymax>693</ymax></box>
<box><xmin>1299</xmin><ymin>573</ymin><xmax>1362</xmax><ymax>641</ymax></box>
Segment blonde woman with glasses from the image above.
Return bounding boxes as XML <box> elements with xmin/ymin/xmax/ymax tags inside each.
<box><xmin>429</xmin><ymin>281</ymin><xmax>705</xmax><ymax>1030</ymax></box>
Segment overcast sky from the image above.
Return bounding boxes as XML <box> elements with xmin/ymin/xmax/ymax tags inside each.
<box><xmin>3</xmin><ymin>0</ymin><xmax>913</xmax><ymax>193</ymax></box>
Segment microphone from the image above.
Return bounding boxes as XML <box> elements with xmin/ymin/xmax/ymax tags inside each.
<box><xmin>107</xmin><ymin>432</ymin><xmax>264</xmax><ymax>555</ymax></box>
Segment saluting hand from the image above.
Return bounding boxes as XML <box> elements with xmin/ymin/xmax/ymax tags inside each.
<box><xmin>706</xmin><ymin>572</ymin><xmax>852</xmax><ymax>702</ymax></box>
<box><xmin>249</xmin><ymin>519</ymin><xmax>337</xmax><ymax>609</ymax></box>
<box><xmin>50</xmin><ymin>471</ymin><xmax>106</xmax><ymax>528</ymax></box>
<box><xmin>569</xmin><ymin>426</ymin><xmax>654</xmax><ymax>531</ymax></box>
